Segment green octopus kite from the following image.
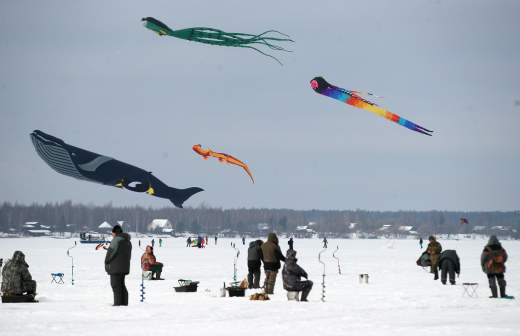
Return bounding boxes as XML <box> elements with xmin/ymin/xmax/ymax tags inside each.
<box><xmin>142</xmin><ymin>17</ymin><xmax>293</xmax><ymax>65</ymax></box>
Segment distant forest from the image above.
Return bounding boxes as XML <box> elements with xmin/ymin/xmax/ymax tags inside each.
<box><xmin>1</xmin><ymin>202</ymin><xmax>519</xmax><ymax>237</ymax></box>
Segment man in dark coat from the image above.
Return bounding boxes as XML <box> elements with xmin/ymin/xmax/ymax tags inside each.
<box><xmin>282</xmin><ymin>249</ymin><xmax>313</xmax><ymax>301</ymax></box>
<box><xmin>261</xmin><ymin>232</ymin><xmax>286</xmax><ymax>294</ymax></box>
<box><xmin>1</xmin><ymin>251</ymin><xmax>37</xmax><ymax>302</ymax></box>
<box><xmin>481</xmin><ymin>235</ymin><xmax>511</xmax><ymax>298</ymax></box>
<box><xmin>438</xmin><ymin>250</ymin><xmax>460</xmax><ymax>285</ymax></box>
<box><xmin>105</xmin><ymin>225</ymin><xmax>132</xmax><ymax>306</ymax></box>
<box><xmin>247</xmin><ymin>240</ymin><xmax>263</xmax><ymax>289</ymax></box>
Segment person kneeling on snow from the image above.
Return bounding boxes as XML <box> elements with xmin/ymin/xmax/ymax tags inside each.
<box><xmin>1</xmin><ymin>251</ymin><xmax>37</xmax><ymax>302</ymax></box>
<box><xmin>141</xmin><ymin>245</ymin><xmax>164</xmax><ymax>280</ymax></box>
<box><xmin>438</xmin><ymin>250</ymin><xmax>460</xmax><ymax>285</ymax></box>
<box><xmin>282</xmin><ymin>250</ymin><xmax>313</xmax><ymax>302</ymax></box>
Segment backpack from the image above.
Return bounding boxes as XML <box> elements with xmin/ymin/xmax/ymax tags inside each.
<box><xmin>485</xmin><ymin>250</ymin><xmax>505</xmax><ymax>273</ymax></box>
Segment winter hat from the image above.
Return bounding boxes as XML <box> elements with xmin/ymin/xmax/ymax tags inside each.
<box><xmin>112</xmin><ymin>225</ymin><xmax>123</xmax><ymax>234</ymax></box>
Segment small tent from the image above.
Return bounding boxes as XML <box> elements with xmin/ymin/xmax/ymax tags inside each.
<box><xmin>98</xmin><ymin>221</ymin><xmax>112</xmax><ymax>231</ymax></box>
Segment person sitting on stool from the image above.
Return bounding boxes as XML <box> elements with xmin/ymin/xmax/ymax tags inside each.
<box><xmin>282</xmin><ymin>249</ymin><xmax>313</xmax><ymax>301</ymax></box>
<box><xmin>1</xmin><ymin>251</ymin><xmax>37</xmax><ymax>303</ymax></box>
<box><xmin>141</xmin><ymin>245</ymin><xmax>164</xmax><ymax>280</ymax></box>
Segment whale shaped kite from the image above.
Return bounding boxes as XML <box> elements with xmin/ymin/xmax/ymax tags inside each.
<box><xmin>30</xmin><ymin>130</ymin><xmax>203</xmax><ymax>208</ymax></box>
<box><xmin>310</xmin><ymin>77</ymin><xmax>433</xmax><ymax>136</ymax></box>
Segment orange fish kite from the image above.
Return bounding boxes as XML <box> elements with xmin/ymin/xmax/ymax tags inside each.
<box><xmin>192</xmin><ymin>144</ymin><xmax>254</xmax><ymax>183</ymax></box>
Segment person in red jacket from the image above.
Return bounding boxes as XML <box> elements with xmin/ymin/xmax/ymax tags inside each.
<box><xmin>141</xmin><ymin>245</ymin><xmax>164</xmax><ymax>280</ymax></box>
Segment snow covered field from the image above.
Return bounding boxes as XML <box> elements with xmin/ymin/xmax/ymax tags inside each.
<box><xmin>0</xmin><ymin>237</ymin><xmax>519</xmax><ymax>336</ymax></box>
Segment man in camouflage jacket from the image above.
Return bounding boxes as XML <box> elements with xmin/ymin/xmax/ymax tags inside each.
<box><xmin>1</xmin><ymin>251</ymin><xmax>37</xmax><ymax>300</ymax></box>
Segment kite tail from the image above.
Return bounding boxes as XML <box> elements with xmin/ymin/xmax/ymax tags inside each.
<box><xmin>169</xmin><ymin>187</ymin><xmax>204</xmax><ymax>208</ymax></box>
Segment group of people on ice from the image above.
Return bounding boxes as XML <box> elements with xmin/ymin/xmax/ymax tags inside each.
<box><xmin>1</xmin><ymin>228</ymin><xmax>512</xmax><ymax>304</ymax></box>
<box><xmin>418</xmin><ymin>235</ymin><xmax>512</xmax><ymax>299</ymax></box>
<box><xmin>247</xmin><ymin>232</ymin><xmax>313</xmax><ymax>301</ymax></box>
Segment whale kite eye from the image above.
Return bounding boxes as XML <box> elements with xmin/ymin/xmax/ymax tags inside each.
<box><xmin>310</xmin><ymin>80</ymin><xmax>318</xmax><ymax>90</ymax></box>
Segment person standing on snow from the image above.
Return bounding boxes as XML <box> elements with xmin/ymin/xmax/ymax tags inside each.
<box><xmin>481</xmin><ymin>235</ymin><xmax>512</xmax><ymax>298</ymax></box>
<box><xmin>104</xmin><ymin>225</ymin><xmax>132</xmax><ymax>306</ymax></box>
<box><xmin>426</xmin><ymin>235</ymin><xmax>442</xmax><ymax>280</ymax></box>
<box><xmin>261</xmin><ymin>233</ymin><xmax>286</xmax><ymax>294</ymax></box>
<box><xmin>438</xmin><ymin>250</ymin><xmax>460</xmax><ymax>285</ymax></box>
<box><xmin>247</xmin><ymin>240</ymin><xmax>263</xmax><ymax>289</ymax></box>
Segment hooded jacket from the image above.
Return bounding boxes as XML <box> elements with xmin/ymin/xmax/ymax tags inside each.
<box><xmin>261</xmin><ymin>233</ymin><xmax>286</xmax><ymax>271</ymax></box>
<box><xmin>105</xmin><ymin>233</ymin><xmax>132</xmax><ymax>275</ymax></box>
<box><xmin>480</xmin><ymin>235</ymin><xmax>508</xmax><ymax>274</ymax></box>
<box><xmin>1</xmin><ymin>251</ymin><xmax>33</xmax><ymax>295</ymax></box>
<box><xmin>282</xmin><ymin>250</ymin><xmax>308</xmax><ymax>291</ymax></box>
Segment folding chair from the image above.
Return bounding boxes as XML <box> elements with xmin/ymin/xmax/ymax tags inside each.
<box><xmin>462</xmin><ymin>282</ymin><xmax>478</xmax><ymax>297</ymax></box>
<box><xmin>51</xmin><ymin>273</ymin><xmax>65</xmax><ymax>284</ymax></box>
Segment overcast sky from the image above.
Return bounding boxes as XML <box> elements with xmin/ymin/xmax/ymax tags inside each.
<box><xmin>0</xmin><ymin>0</ymin><xmax>519</xmax><ymax>211</ymax></box>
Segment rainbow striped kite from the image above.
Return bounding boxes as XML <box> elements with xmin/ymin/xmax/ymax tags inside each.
<box><xmin>310</xmin><ymin>77</ymin><xmax>433</xmax><ymax>136</ymax></box>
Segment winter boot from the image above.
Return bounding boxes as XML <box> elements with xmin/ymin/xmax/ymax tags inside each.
<box><xmin>498</xmin><ymin>278</ymin><xmax>508</xmax><ymax>298</ymax></box>
<box><xmin>489</xmin><ymin>277</ymin><xmax>498</xmax><ymax>298</ymax></box>
<box><xmin>155</xmin><ymin>271</ymin><xmax>164</xmax><ymax>280</ymax></box>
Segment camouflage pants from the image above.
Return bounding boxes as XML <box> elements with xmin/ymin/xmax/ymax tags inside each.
<box><xmin>23</xmin><ymin>280</ymin><xmax>37</xmax><ymax>294</ymax></box>
<box><xmin>264</xmin><ymin>270</ymin><xmax>278</xmax><ymax>294</ymax></box>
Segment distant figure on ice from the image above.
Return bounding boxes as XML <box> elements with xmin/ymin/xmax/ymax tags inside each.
<box><xmin>214</xmin><ymin>235</ymin><xmax>218</xmax><ymax>245</ymax></box>
<box><xmin>159</xmin><ymin>238</ymin><xmax>163</xmax><ymax>248</ymax></box>
<box><xmin>205</xmin><ymin>236</ymin><xmax>208</xmax><ymax>246</ymax></box>
<box><xmin>1</xmin><ymin>251</ymin><xmax>38</xmax><ymax>303</ymax></box>
<box><xmin>419</xmin><ymin>237</ymin><xmax>423</xmax><ymax>249</ymax></box>
<box><xmin>288</xmin><ymin>237</ymin><xmax>294</xmax><ymax>250</ymax></box>
<box><xmin>151</xmin><ymin>238</ymin><xmax>155</xmax><ymax>248</ymax></box>
<box><xmin>481</xmin><ymin>235</ymin><xmax>512</xmax><ymax>299</ymax></box>
<box><xmin>242</xmin><ymin>236</ymin><xmax>246</xmax><ymax>245</ymax></box>
<box><xmin>426</xmin><ymin>236</ymin><xmax>442</xmax><ymax>280</ymax></box>
<box><xmin>138</xmin><ymin>239</ymin><xmax>141</xmax><ymax>247</ymax></box>
<box><xmin>141</xmin><ymin>245</ymin><xmax>164</xmax><ymax>280</ymax></box>
<box><xmin>186</xmin><ymin>237</ymin><xmax>192</xmax><ymax>247</ymax></box>
<box><xmin>438</xmin><ymin>250</ymin><xmax>460</xmax><ymax>285</ymax></box>
<box><xmin>282</xmin><ymin>249</ymin><xmax>313</xmax><ymax>302</ymax></box>
<box><xmin>247</xmin><ymin>240</ymin><xmax>264</xmax><ymax>289</ymax></box>
<box><xmin>261</xmin><ymin>233</ymin><xmax>286</xmax><ymax>294</ymax></box>
<box><xmin>104</xmin><ymin>225</ymin><xmax>132</xmax><ymax>306</ymax></box>
<box><xmin>322</xmin><ymin>237</ymin><xmax>328</xmax><ymax>248</ymax></box>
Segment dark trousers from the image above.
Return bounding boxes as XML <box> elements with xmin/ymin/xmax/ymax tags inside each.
<box><xmin>440</xmin><ymin>260</ymin><xmax>456</xmax><ymax>285</ymax></box>
<box><xmin>487</xmin><ymin>273</ymin><xmax>506</xmax><ymax>297</ymax></box>
<box><xmin>150</xmin><ymin>263</ymin><xmax>163</xmax><ymax>279</ymax></box>
<box><xmin>248</xmin><ymin>261</ymin><xmax>261</xmax><ymax>289</ymax></box>
<box><xmin>299</xmin><ymin>280</ymin><xmax>313</xmax><ymax>301</ymax></box>
<box><xmin>110</xmin><ymin>274</ymin><xmax>128</xmax><ymax>306</ymax></box>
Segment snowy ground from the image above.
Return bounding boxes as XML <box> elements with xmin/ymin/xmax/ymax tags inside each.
<box><xmin>0</xmin><ymin>237</ymin><xmax>519</xmax><ymax>336</ymax></box>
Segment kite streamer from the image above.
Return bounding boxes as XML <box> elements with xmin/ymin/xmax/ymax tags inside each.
<box><xmin>142</xmin><ymin>17</ymin><xmax>293</xmax><ymax>65</ymax></box>
<box><xmin>310</xmin><ymin>77</ymin><xmax>433</xmax><ymax>136</ymax></box>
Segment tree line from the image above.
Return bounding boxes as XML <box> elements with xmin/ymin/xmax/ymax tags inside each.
<box><xmin>0</xmin><ymin>201</ymin><xmax>518</xmax><ymax>237</ymax></box>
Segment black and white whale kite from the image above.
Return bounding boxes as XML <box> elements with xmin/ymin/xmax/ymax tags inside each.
<box><xmin>30</xmin><ymin>130</ymin><xmax>203</xmax><ymax>208</ymax></box>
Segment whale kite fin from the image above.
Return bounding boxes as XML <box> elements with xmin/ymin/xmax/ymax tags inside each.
<box><xmin>169</xmin><ymin>187</ymin><xmax>204</xmax><ymax>208</ymax></box>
